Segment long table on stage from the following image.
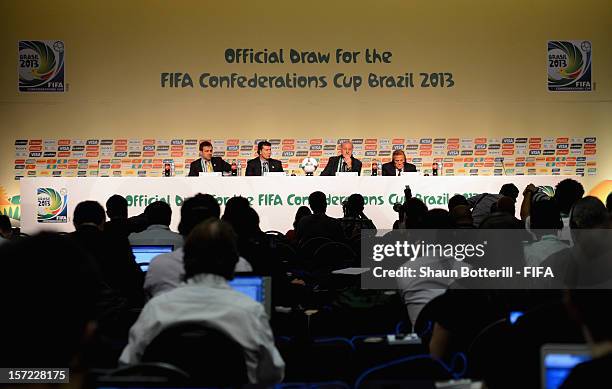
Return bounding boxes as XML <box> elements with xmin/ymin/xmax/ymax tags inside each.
<box><xmin>20</xmin><ymin>175</ymin><xmax>575</xmax><ymax>234</ymax></box>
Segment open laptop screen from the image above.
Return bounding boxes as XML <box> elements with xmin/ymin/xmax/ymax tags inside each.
<box><xmin>131</xmin><ymin>245</ymin><xmax>173</xmax><ymax>272</ymax></box>
<box><xmin>228</xmin><ymin>275</ymin><xmax>271</xmax><ymax>316</ymax></box>
<box><xmin>542</xmin><ymin>344</ymin><xmax>591</xmax><ymax>389</ymax></box>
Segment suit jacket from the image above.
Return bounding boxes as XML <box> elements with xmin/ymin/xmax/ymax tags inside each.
<box><xmin>320</xmin><ymin>155</ymin><xmax>362</xmax><ymax>176</ymax></box>
<box><xmin>187</xmin><ymin>157</ymin><xmax>231</xmax><ymax>176</ymax></box>
<box><xmin>245</xmin><ymin>157</ymin><xmax>284</xmax><ymax>176</ymax></box>
<box><xmin>381</xmin><ymin>161</ymin><xmax>417</xmax><ymax>176</ymax></box>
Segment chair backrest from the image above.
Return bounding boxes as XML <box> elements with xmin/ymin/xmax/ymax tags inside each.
<box><xmin>312</xmin><ymin>242</ymin><xmax>356</xmax><ymax>271</ymax></box>
<box><xmin>142</xmin><ymin>322</ymin><xmax>248</xmax><ymax>385</ymax></box>
<box><xmin>299</xmin><ymin>236</ymin><xmax>333</xmax><ymax>262</ymax></box>
<box><xmin>101</xmin><ymin>362</ymin><xmax>190</xmax><ymax>385</ymax></box>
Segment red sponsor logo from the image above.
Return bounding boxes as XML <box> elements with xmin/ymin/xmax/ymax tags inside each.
<box><xmin>365</xmin><ymin>139</ymin><xmax>378</xmax><ymax>144</ymax></box>
<box><xmin>475</xmin><ymin>138</ymin><xmax>487</xmax><ymax>143</ymax></box>
<box><xmin>447</xmin><ymin>144</ymin><xmax>459</xmax><ymax>150</ymax></box>
<box><xmin>152</xmin><ymin>159</ymin><xmax>163</xmax><ymax>164</ymax></box>
<box><xmin>226</xmin><ymin>151</ymin><xmax>239</xmax><ymax>157</ymax></box>
<box><xmin>282</xmin><ymin>145</ymin><xmax>294</xmax><ymax>151</ymax></box>
<box><xmin>545</xmin><ymin>157</ymin><xmax>555</xmax><ymax>162</ymax></box>
<box><xmin>115</xmin><ymin>139</ymin><xmax>127</xmax><ymax>146</ymax></box>
<box><xmin>587</xmin><ymin>161</ymin><xmax>597</xmax><ymax>166</ymax></box>
<box><xmin>171</xmin><ymin>152</ymin><xmax>183</xmax><ymax>157</ymax></box>
<box><xmin>475</xmin><ymin>162</ymin><xmax>484</xmax><ymax>167</ymax></box>
<box><xmin>310</xmin><ymin>151</ymin><xmax>322</xmax><ymax>157</ymax></box>
<box><xmin>143</xmin><ymin>139</ymin><xmax>156</xmax><ymax>146</ymax></box>
<box><xmin>502</xmin><ymin>150</ymin><xmax>514</xmax><ymax>155</ymax></box>
<box><xmin>453</xmin><ymin>158</ymin><xmax>463</xmax><ymax>163</ymax></box>
<box><xmin>282</xmin><ymin>139</ymin><xmax>295</xmax><ymax>145</ymax></box>
<box><xmin>566</xmin><ymin>157</ymin><xmax>576</xmax><ymax>162</ymax></box>
<box><xmin>475</xmin><ymin>150</ymin><xmax>487</xmax><ymax>156</ymax></box>
<box><xmin>584</xmin><ymin>144</ymin><xmax>596</xmax><ymax>149</ymax></box>
<box><xmin>29</xmin><ymin>146</ymin><xmax>42</xmax><ymax>151</ymax></box>
<box><xmin>226</xmin><ymin>139</ymin><xmax>239</xmax><ymax>146</ymax></box>
<box><xmin>556</xmin><ymin>137</ymin><xmax>569</xmax><ymax>143</ymax></box>
<box><xmin>86</xmin><ymin>146</ymin><xmax>99</xmax><ymax>151</ymax></box>
<box><xmin>584</xmin><ymin>149</ymin><xmax>596</xmax><ymax>155</ymax></box>
<box><xmin>502</xmin><ymin>144</ymin><xmax>514</xmax><ymax>150</ymax></box>
<box><xmin>114</xmin><ymin>146</ymin><xmax>128</xmax><ymax>152</ymax></box>
<box><xmin>391</xmin><ymin>138</ymin><xmax>404</xmax><ymax>144</ymax></box>
<box><xmin>310</xmin><ymin>139</ymin><xmax>323</xmax><ymax>144</ymax></box>
<box><xmin>29</xmin><ymin>139</ymin><xmax>42</xmax><ymax>145</ymax></box>
<box><xmin>152</xmin><ymin>164</ymin><xmax>163</xmax><ymax>169</ymax></box>
<box><xmin>121</xmin><ymin>159</ymin><xmax>131</xmax><ymax>163</ymax></box>
<box><xmin>443</xmin><ymin>163</ymin><xmax>453</xmax><ymax>168</ymax></box>
<box><xmin>529</xmin><ymin>144</ymin><xmax>541</xmax><ymax>149</ymax></box>
<box><xmin>15</xmin><ymin>159</ymin><xmax>25</xmax><ymax>164</ymax></box>
<box><xmin>485</xmin><ymin>157</ymin><xmax>495</xmax><ymax>163</ymax></box>
<box><xmin>143</xmin><ymin>151</ymin><xmax>155</xmax><ymax>157</ymax></box>
<box><xmin>58</xmin><ymin>140</ymin><xmax>71</xmax><ymax>146</ymax></box>
<box><xmin>111</xmin><ymin>164</ymin><xmax>121</xmax><ymax>169</ymax></box>
<box><xmin>58</xmin><ymin>152</ymin><xmax>70</xmax><ymax>157</ymax></box>
<box><xmin>566</xmin><ymin>162</ymin><xmax>576</xmax><ymax>166</ymax></box>
<box><xmin>365</xmin><ymin>145</ymin><xmax>377</xmax><ymax>151</ymax></box>
<box><xmin>529</xmin><ymin>138</ymin><xmax>541</xmax><ymax>144</ymax></box>
<box><xmin>68</xmin><ymin>164</ymin><xmax>78</xmax><ymax>169</ymax></box>
<box><xmin>484</xmin><ymin>163</ymin><xmax>494</xmax><ymax>167</ymax></box>
<box><xmin>171</xmin><ymin>145</ymin><xmax>183</xmax><ymax>151</ymax></box>
<box><xmin>142</xmin><ymin>164</ymin><xmax>152</xmax><ymax>169</ymax></box>
<box><xmin>419</xmin><ymin>144</ymin><xmax>432</xmax><ymax>150</ymax></box>
<box><xmin>536</xmin><ymin>157</ymin><xmax>545</xmax><ymax>162</ymax></box>
<box><xmin>447</xmin><ymin>138</ymin><xmax>460</xmax><ymax>143</ymax></box>
<box><xmin>419</xmin><ymin>151</ymin><xmax>432</xmax><ymax>156</ymax></box>
<box><xmin>26</xmin><ymin>165</ymin><xmax>36</xmax><ymax>169</ymax></box>
<box><xmin>556</xmin><ymin>162</ymin><xmax>566</xmax><ymax>167</ymax></box>
<box><xmin>57</xmin><ymin>164</ymin><xmax>68</xmax><ymax>169</ymax></box>
<box><xmin>526</xmin><ymin>162</ymin><xmax>535</xmax><ymax>167</ymax></box>
<box><xmin>556</xmin><ymin>150</ymin><xmax>569</xmax><ymax>155</ymax></box>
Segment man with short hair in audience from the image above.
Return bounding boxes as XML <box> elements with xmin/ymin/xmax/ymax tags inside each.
<box><xmin>523</xmin><ymin>200</ymin><xmax>568</xmax><ymax>266</ymax></box>
<box><xmin>340</xmin><ymin>193</ymin><xmax>376</xmax><ymax>239</ymax></box>
<box><xmin>120</xmin><ymin>219</ymin><xmax>285</xmax><ymax>384</ymax></box>
<box><xmin>0</xmin><ymin>214</ymin><xmax>13</xmax><ymax>245</ymax></box>
<box><xmin>467</xmin><ymin>183</ymin><xmax>519</xmax><ymax>227</ymax></box>
<box><xmin>560</xmin><ymin>289</ymin><xmax>612</xmax><ymax>388</ymax></box>
<box><xmin>144</xmin><ymin>194</ymin><xmax>251</xmax><ymax>300</ymax></box>
<box><xmin>72</xmin><ymin>201</ymin><xmax>144</xmax><ymax>307</ymax></box>
<box><xmin>129</xmin><ymin>201</ymin><xmax>183</xmax><ymax>249</ymax></box>
<box><xmin>449</xmin><ymin>205</ymin><xmax>474</xmax><ymax>228</ymax></box>
<box><xmin>448</xmin><ymin>194</ymin><xmax>469</xmax><ymax>212</ymax></box>
<box><xmin>296</xmin><ymin>191</ymin><xmax>345</xmax><ymax>243</ymax></box>
<box><xmin>521</xmin><ymin>178</ymin><xmax>585</xmax><ymax>242</ymax></box>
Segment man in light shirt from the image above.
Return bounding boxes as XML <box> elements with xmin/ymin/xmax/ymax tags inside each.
<box><xmin>144</xmin><ymin>194</ymin><xmax>251</xmax><ymax>300</ymax></box>
<box><xmin>523</xmin><ymin>200</ymin><xmax>568</xmax><ymax>266</ymax></box>
<box><xmin>129</xmin><ymin>201</ymin><xmax>183</xmax><ymax>249</ymax></box>
<box><xmin>120</xmin><ymin>219</ymin><xmax>284</xmax><ymax>384</ymax></box>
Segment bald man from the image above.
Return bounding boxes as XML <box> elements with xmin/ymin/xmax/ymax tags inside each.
<box><xmin>320</xmin><ymin>141</ymin><xmax>362</xmax><ymax>176</ymax></box>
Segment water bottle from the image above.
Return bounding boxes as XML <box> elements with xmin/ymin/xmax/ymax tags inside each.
<box><xmin>231</xmin><ymin>160</ymin><xmax>237</xmax><ymax>176</ymax></box>
<box><xmin>432</xmin><ymin>162</ymin><xmax>438</xmax><ymax>176</ymax></box>
<box><xmin>237</xmin><ymin>160</ymin><xmax>242</xmax><ymax>176</ymax></box>
<box><xmin>371</xmin><ymin>160</ymin><xmax>378</xmax><ymax>176</ymax></box>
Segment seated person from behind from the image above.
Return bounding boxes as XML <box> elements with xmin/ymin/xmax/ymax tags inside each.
<box><xmin>382</xmin><ymin>149</ymin><xmax>417</xmax><ymax>176</ymax></box>
<box><xmin>188</xmin><ymin>140</ymin><xmax>231</xmax><ymax>176</ymax></box>
<box><xmin>144</xmin><ymin>194</ymin><xmax>251</xmax><ymax>300</ymax></box>
<box><xmin>467</xmin><ymin>183</ymin><xmax>519</xmax><ymax>227</ymax></box>
<box><xmin>296</xmin><ymin>191</ymin><xmax>345</xmax><ymax>243</ymax></box>
<box><xmin>340</xmin><ymin>193</ymin><xmax>376</xmax><ymax>239</ymax></box>
<box><xmin>0</xmin><ymin>214</ymin><xmax>13</xmax><ymax>245</ymax></box>
<box><xmin>245</xmin><ymin>141</ymin><xmax>283</xmax><ymax>176</ymax></box>
<box><xmin>320</xmin><ymin>140</ymin><xmax>362</xmax><ymax>176</ymax></box>
<box><xmin>129</xmin><ymin>201</ymin><xmax>183</xmax><ymax>249</ymax></box>
<box><xmin>523</xmin><ymin>199</ymin><xmax>568</xmax><ymax>267</ymax></box>
<box><xmin>286</xmin><ymin>206</ymin><xmax>312</xmax><ymax>243</ymax></box>
<box><xmin>120</xmin><ymin>219</ymin><xmax>285</xmax><ymax>384</ymax></box>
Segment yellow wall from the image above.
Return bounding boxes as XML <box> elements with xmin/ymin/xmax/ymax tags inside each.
<box><xmin>1</xmin><ymin>0</ymin><xmax>611</xmax><ymax>194</ymax></box>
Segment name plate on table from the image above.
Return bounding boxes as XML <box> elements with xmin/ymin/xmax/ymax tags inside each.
<box><xmin>336</xmin><ymin>172</ymin><xmax>358</xmax><ymax>177</ymax></box>
<box><xmin>198</xmin><ymin>172</ymin><xmax>222</xmax><ymax>177</ymax></box>
<box><xmin>401</xmin><ymin>172</ymin><xmax>421</xmax><ymax>176</ymax></box>
<box><xmin>263</xmin><ymin>172</ymin><xmax>286</xmax><ymax>177</ymax></box>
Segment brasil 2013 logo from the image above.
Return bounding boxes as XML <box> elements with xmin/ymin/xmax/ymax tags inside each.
<box><xmin>547</xmin><ymin>41</ymin><xmax>591</xmax><ymax>92</ymax></box>
<box><xmin>37</xmin><ymin>188</ymin><xmax>68</xmax><ymax>223</ymax></box>
<box><xmin>18</xmin><ymin>40</ymin><xmax>65</xmax><ymax>92</ymax></box>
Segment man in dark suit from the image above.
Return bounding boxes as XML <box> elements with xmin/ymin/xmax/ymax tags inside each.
<box><xmin>382</xmin><ymin>149</ymin><xmax>417</xmax><ymax>176</ymax></box>
<box><xmin>245</xmin><ymin>141</ymin><xmax>284</xmax><ymax>176</ymax></box>
<box><xmin>320</xmin><ymin>141</ymin><xmax>362</xmax><ymax>176</ymax></box>
<box><xmin>187</xmin><ymin>141</ymin><xmax>231</xmax><ymax>176</ymax></box>
<box><xmin>296</xmin><ymin>191</ymin><xmax>345</xmax><ymax>243</ymax></box>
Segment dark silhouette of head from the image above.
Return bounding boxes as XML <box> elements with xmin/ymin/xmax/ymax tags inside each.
<box><xmin>403</xmin><ymin>197</ymin><xmax>428</xmax><ymax>228</ymax></box>
<box><xmin>144</xmin><ymin>201</ymin><xmax>172</xmax><ymax>226</ymax></box>
<box><xmin>554</xmin><ymin>179</ymin><xmax>585</xmax><ymax>215</ymax></box>
<box><xmin>178</xmin><ymin>194</ymin><xmax>221</xmax><ymax>236</ymax></box>
<box><xmin>530</xmin><ymin>200</ymin><xmax>563</xmax><ymax>236</ymax></box>
<box><xmin>309</xmin><ymin>191</ymin><xmax>327</xmax><ymax>214</ymax></box>
<box><xmin>450</xmin><ymin>205</ymin><xmax>474</xmax><ymax>228</ymax></box>
<box><xmin>499</xmin><ymin>183</ymin><xmax>519</xmax><ymax>201</ymax></box>
<box><xmin>293</xmin><ymin>206</ymin><xmax>312</xmax><ymax>229</ymax></box>
<box><xmin>448</xmin><ymin>194</ymin><xmax>468</xmax><ymax>211</ymax></box>
<box><xmin>183</xmin><ymin>219</ymin><xmax>239</xmax><ymax>281</ymax></box>
<box><xmin>0</xmin><ymin>215</ymin><xmax>12</xmax><ymax>238</ymax></box>
<box><xmin>73</xmin><ymin>201</ymin><xmax>106</xmax><ymax>230</ymax></box>
<box><xmin>345</xmin><ymin>194</ymin><xmax>365</xmax><ymax>217</ymax></box>
<box><xmin>495</xmin><ymin>196</ymin><xmax>516</xmax><ymax>216</ymax></box>
<box><xmin>106</xmin><ymin>194</ymin><xmax>128</xmax><ymax>219</ymax></box>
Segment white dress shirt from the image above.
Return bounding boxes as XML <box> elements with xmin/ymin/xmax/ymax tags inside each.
<box><xmin>144</xmin><ymin>247</ymin><xmax>252</xmax><ymax>300</ymax></box>
<box><xmin>523</xmin><ymin>234</ymin><xmax>569</xmax><ymax>267</ymax></box>
<box><xmin>129</xmin><ymin>224</ymin><xmax>184</xmax><ymax>249</ymax></box>
<box><xmin>120</xmin><ymin>273</ymin><xmax>285</xmax><ymax>384</ymax></box>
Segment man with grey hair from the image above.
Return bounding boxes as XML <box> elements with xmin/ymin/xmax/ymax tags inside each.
<box><xmin>320</xmin><ymin>140</ymin><xmax>362</xmax><ymax>176</ymax></box>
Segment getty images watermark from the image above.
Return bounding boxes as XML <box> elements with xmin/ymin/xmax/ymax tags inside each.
<box><xmin>359</xmin><ymin>229</ymin><xmax>612</xmax><ymax>290</ymax></box>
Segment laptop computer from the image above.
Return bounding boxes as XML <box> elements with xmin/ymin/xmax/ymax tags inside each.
<box><xmin>541</xmin><ymin>343</ymin><xmax>591</xmax><ymax>389</ymax></box>
<box><xmin>131</xmin><ymin>245</ymin><xmax>174</xmax><ymax>272</ymax></box>
<box><xmin>228</xmin><ymin>275</ymin><xmax>272</xmax><ymax>316</ymax></box>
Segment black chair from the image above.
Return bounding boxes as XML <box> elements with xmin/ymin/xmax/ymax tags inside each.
<box><xmin>98</xmin><ymin>362</ymin><xmax>190</xmax><ymax>385</ymax></box>
<box><xmin>299</xmin><ymin>237</ymin><xmax>333</xmax><ymax>264</ymax></box>
<box><xmin>466</xmin><ymin>318</ymin><xmax>513</xmax><ymax>384</ymax></box>
<box><xmin>312</xmin><ymin>241</ymin><xmax>356</xmax><ymax>271</ymax></box>
<box><xmin>142</xmin><ymin>322</ymin><xmax>248</xmax><ymax>385</ymax></box>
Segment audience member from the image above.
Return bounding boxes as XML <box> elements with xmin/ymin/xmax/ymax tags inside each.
<box><xmin>560</xmin><ymin>290</ymin><xmax>612</xmax><ymax>388</ymax></box>
<box><xmin>129</xmin><ymin>201</ymin><xmax>183</xmax><ymax>249</ymax></box>
<box><xmin>340</xmin><ymin>193</ymin><xmax>376</xmax><ymax>239</ymax></box>
<box><xmin>467</xmin><ymin>183</ymin><xmax>519</xmax><ymax>227</ymax></box>
<box><xmin>450</xmin><ymin>205</ymin><xmax>474</xmax><ymax>228</ymax></box>
<box><xmin>296</xmin><ymin>191</ymin><xmax>345</xmax><ymax>243</ymax></box>
<box><xmin>145</xmin><ymin>194</ymin><xmax>252</xmax><ymax>300</ymax></box>
<box><xmin>120</xmin><ymin>219</ymin><xmax>285</xmax><ymax>384</ymax></box>
<box><xmin>607</xmin><ymin>191</ymin><xmax>612</xmax><ymax>214</ymax></box>
<box><xmin>398</xmin><ymin>197</ymin><xmax>428</xmax><ymax>229</ymax></box>
<box><xmin>448</xmin><ymin>194</ymin><xmax>469</xmax><ymax>212</ymax></box>
<box><xmin>71</xmin><ymin>200</ymin><xmax>144</xmax><ymax>307</ymax></box>
<box><xmin>523</xmin><ymin>200</ymin><xmax>567</xmax><ymax>266</ymax></box>
<box><xmin>286</xmin><ymin>206</ymin><xmax>312</xmax><ymax>243</ymax></box>
<box><xmin>0</xmin><ymin>214</ymin><xmax>12</xmax><ymax>244</ymax></box>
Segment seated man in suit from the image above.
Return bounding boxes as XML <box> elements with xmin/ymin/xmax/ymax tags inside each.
<box><xmin>382</xmin><ymin>149</ymin><xmax>417</xmax><ymax>176</ymax></box>
<box><xmin>245</xmin><ymin>141</ymin><xmax>283</xmax><ymax>176</ymax></box>
<box><xmin>320</xmin><ymin>140</ymin><xmax>362</xmax><ymax>176</ymax></box>
<box><xmin>187</xmin><ymin>141</ymin><xmax>231</xmax><ymax>176</ymax></box>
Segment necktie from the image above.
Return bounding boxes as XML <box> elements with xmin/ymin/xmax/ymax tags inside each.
<box><xmin>207</xmin><ymin>161</ymin><xmax>212</xmax><ymax>172</ymax></box>
<box><xmin>263</xmin><ymin>161</ymin><xmax>269</xmax><ymax>174</ymax></box>
<box><xmin>397</xmin><ymin>169</ymin><xmax>401</xmax><ymax>176</ymax></box>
